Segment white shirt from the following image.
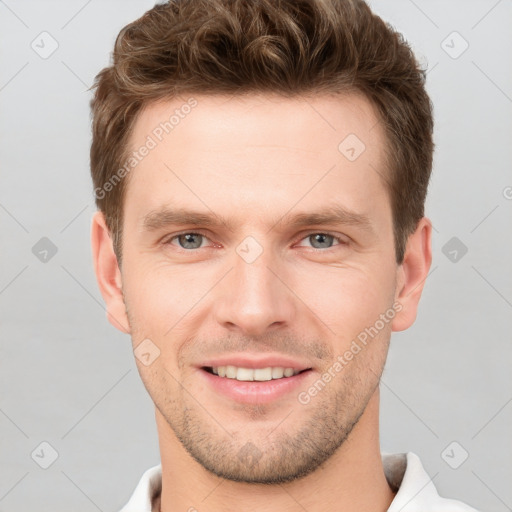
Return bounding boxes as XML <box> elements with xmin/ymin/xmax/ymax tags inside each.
<box><xmin>119</xmin><ymin>452</ymin><xmax>479</xmax><ymax>511</ymax></box>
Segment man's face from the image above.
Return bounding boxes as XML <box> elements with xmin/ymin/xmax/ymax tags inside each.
<box><xmin>119</xmin><ymin>93</ymin><xmax>401</xmax><ymax>483</ymax></box>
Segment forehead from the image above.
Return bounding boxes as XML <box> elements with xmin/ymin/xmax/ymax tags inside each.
<box><xmin>123</xmin><ymin>92</ymin><xmax>389</xmax><ymax>229</ymax></box>
<box><xmin>132</xmin><ymin>92</ymin><xmax>383</xmax><ymax>153</ymax></box>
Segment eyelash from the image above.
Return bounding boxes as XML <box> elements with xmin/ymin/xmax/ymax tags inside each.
<box><xmin>162</xmin><ymin>230</ymin><xmax>349</xmax><ymax>252</ymax></box>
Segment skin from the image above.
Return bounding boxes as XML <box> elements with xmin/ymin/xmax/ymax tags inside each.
<box><xmin>92</xmin><ymin>92</ymin><xmax>432</xmax><ymax>512</ymax></box>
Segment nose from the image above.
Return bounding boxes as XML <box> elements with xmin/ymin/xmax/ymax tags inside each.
<box><xmin>213</xmin><ymin>244</ymin><xmax>297</xmax><ymax>338</ymax></box>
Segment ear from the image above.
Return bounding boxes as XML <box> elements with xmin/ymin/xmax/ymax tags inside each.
<box><xmin>91</xmin><ymin>211</ymin><xmax>130</xmax><ymax>334</ymax></box>
<box><xmin>392</xmin><ymin>217</ymin><xmax>432</xmax><ymax>332</ymax></box>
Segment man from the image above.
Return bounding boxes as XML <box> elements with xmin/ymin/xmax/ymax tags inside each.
<box><xmin>89</xmin><ymin>0</ymin><xmax>478</xmax><ymax>510</ymax></box>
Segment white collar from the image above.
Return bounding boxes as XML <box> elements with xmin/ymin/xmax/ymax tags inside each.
<box><xmin>119</xmin><ymin>452</ymin><xmax>478</xmax><ymax>511</ymax></box>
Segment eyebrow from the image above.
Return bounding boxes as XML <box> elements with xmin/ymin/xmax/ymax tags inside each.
<box><xmin>141</xmin><ymin>205</ymin><xmax>374</xmax><ymax>234</ymax></box>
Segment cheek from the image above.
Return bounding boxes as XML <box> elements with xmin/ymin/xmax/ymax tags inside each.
<box><xmin>123</xmin><ymin>260</ymin><xmax>204</xmax><ymax>336</ymax></box>
<box><xmin>122</xmin><ymin>263</ymin><xmax>193</xmax><ymax>389</ymax></box>
<box><xmin>290</xmin><ymin>263</ymin><xmax>396</xmax><ymax>343</ymax></box>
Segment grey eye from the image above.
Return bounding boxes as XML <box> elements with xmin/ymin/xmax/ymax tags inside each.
<box><xmin>308</xmin><ymin>233</ymin><xmax>335</xmax><ymax>249</ymax></box>
<box><xmin>177</xmin><ymin>233</ymin><xmax>204</xmax><ymax>249</ymax></box>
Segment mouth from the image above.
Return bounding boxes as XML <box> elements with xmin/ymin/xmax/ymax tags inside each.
<box><xmin>198</xmin><ymin>361</ymin><xmax>314</xmax><ymax>405</ymax></box>
<box><xmin>202</xmin><ymin>365</ymin><xmax>310</xmax><ymax>381</ymax></box>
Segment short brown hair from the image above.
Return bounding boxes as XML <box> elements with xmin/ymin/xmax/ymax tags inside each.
<box><xmin>90</xmin><ymin>0</ymin><xmax>434</xmax><ymax>264</ymax></box>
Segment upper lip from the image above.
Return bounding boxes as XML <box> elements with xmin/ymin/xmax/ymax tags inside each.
<box><xmin>199</xmin><ymin>354</ymin><xmax>313</xmax><ymax>371</ymax></box>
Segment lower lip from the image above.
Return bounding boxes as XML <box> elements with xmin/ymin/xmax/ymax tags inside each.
<box><xmin>199</xmin><ymin>368</ymin><xmax>313</xmax><ymax>405</ymax></box>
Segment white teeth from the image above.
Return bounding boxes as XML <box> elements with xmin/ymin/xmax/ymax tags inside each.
<box><xmin>283</xmin><ymin>368</ymin><xmax>295</xmax><ymax>377</ymax></box>
<box><xmin>271</xmin><ymin>367</ymin><xmax>284</xmax><ymax>379</ymax></box>
<box><xmin>236</xmin><ymin>367</ymin><xmax>254</xmax><ymax>381</ymax></box>
<box><xmin>254</xmin><ymin>368</ymin><xmax>272</xmax><ymax>381</ymax></box>
<box><xmin>210</xmin><ymin>366</ymin><xmax>301</xmax><ymax>381</ymax></box>
<box><xmin>226</xmin><ymin>365</ymin><xmax>237</xmax><ymax>378</ymax></box>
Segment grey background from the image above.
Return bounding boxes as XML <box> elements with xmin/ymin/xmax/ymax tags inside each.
<box><xmin>0</xmin><ymin>0</ymin><xmax>511</xmax><ymax>510</ymax></box>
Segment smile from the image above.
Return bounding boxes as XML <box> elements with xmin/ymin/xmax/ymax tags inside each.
<box><xmin>204</xmin><ymin>366</ymin><xmax>305</xmax><ymax>381</ymax></box>
<box><xmin>200</xmin><ymin>365</ymin><xmax>313</xmax><ymax>404</ymax></box>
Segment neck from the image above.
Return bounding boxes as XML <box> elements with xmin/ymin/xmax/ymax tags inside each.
<box><xmin>156</xmin><ymin>389</ymin><xmax>395</xmax><ymax>512</ymax></box>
